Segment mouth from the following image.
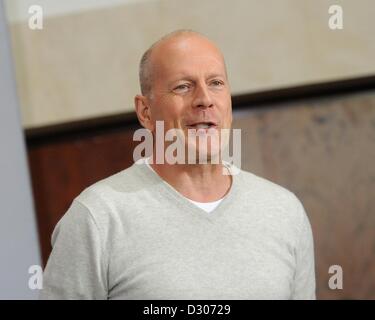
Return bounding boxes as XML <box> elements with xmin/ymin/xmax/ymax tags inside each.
<box><xmin>185</xmin><ymin>121</ymin><xmax>218</xmax><ymax>130</ymax></box>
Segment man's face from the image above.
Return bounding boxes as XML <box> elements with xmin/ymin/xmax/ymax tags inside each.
<box><xmin>147</xmin><ymin>35</ymin><xmax>232</xmax><ymax>162</ymax></box>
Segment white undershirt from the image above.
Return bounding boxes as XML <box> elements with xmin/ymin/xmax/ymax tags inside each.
<box><xmin>143</xmin><ymin>158</ymin><xmax>224</xmax><ymax>213</ymax></box>
<box><xmin>185</xmin><ymin>197</ymin><xmax>224</xmax><ymax>213</ymax></box>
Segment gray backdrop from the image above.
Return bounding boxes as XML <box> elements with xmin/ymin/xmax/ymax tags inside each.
<box><xmin>0</xmin><ymin>0</ymin><xmax>41</xmax><ymax>299</ymax></box>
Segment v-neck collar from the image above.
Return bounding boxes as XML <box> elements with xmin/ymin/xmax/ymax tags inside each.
<box><xmin>134</xmin><ymin>161</ymin><xmax>241</xmax><ymax>222</ymax></box>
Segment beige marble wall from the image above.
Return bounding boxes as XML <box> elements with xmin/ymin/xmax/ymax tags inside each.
<box><xmin>6</xmin><ymin>0</ymin><xmax>375</xmax><ymax>128</ymax></box>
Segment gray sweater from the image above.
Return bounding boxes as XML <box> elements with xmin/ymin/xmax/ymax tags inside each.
<box><xmin>39</xmin><ymin>162</ymin><xmax>316</xmax><ymax>300</ymax></box>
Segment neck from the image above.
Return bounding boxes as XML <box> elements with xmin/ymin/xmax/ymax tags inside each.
<box><xmin>149</xmin><ymin>154</ymin><xmax>232</xmax><ymax>202</ymax></box>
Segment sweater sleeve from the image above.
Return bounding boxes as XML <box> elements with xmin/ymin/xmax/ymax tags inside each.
<box><xmin>39</xmin><ymin>200</ymin><xmax>108</xmax><ymax>300</ymax></box>
<box><xmin>291</xmin><ymin>196</ymin><xmax>316</xmax><ymax>300</ymax></box>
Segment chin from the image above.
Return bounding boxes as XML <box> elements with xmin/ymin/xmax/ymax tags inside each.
<box><xmin>187</xmin><ymin>144</ymin><xmax>222</xmax><ymax>164</ymax></box>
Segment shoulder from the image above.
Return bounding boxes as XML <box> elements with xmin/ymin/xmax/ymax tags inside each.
<box><xmin>237</xmin><ymin>169</ymin><xmax>297</xmax><ymax>201</ymax></box>
<box><xmin>235</xmin><ymin>169</ymin><xmax>313</xmax><ymax>252</ymax></box>
<box><xmin>77</xmin><ymin>163</ymin><xmax>146</xmax><ymax>204</ymax></box>
<box><xmin>236</xmin><ymin>168</ymin><xmax>307</xmax><ymax>224</ymax></box>
<box><xmin>69</xmin><ymin>163</ymin><xmax>148</xmax><ymax>223</ymax></box>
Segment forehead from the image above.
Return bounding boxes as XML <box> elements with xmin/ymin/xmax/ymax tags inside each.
<box><xmin>150</xmin><ymin>35</ymin><xmax>226</xmax><ymax>79</ymax></box>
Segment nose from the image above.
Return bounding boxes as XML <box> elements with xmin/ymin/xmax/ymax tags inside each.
<box><xmin>192</xmin><ymin>82</ymin><xmax>213</xmax><ymax>109</ymax></box>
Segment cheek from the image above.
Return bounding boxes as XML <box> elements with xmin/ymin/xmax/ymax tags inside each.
<box><xmin>152</xmin><ymin>98</ymin><xmax>178</xmax><ymax>119</ymax></box>
<box><xmin>219</xmin><ymin>98</ymin><xmax>232</xmax><ymax>125</ymax></box>
<box><xmin>165</xmin><ymin>101</ymin><xmax>187</xmax><ymax>121</ymax></box>
<box><xmin>157</xmin><ymin>103</ymin><xmax>186</xmax><ymax>130</ymax></box>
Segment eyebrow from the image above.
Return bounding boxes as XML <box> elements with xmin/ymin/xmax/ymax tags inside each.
<box><xmin>169</xmin><ymin>73</ymin><xmax>226</xmax><ymax>84</ymax></box>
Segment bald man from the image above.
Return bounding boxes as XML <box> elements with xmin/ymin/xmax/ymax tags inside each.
<box><xmin>40</xmin><ymin>30</ymin><xmax>316</xmax><ymax>300</ymax></box>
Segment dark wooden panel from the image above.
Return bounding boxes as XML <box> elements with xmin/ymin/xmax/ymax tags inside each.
<box><xmin>27</xmin><ymin>126</ymin><xmax>140</xmax><ymax>266</ymax></box>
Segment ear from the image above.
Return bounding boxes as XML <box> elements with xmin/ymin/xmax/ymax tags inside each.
<box><xmin>134</xmin><ymin>94</ymin><xmax>154</xmax><ymax>131</ymax></box>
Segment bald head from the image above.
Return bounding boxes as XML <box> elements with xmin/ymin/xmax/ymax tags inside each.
<box><xmin>139</xmin><ymin>30</ymin><xmax>227</xmax><ymax>97</ymax></box>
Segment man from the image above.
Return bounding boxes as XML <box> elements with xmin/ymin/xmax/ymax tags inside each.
<box><xmin>40</xmin><ymin>30</ymin><xmax>316</xmax><ymax>299</ymax></box>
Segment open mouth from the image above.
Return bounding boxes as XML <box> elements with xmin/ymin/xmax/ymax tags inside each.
<box><xmin>186</xmin><ymin>122</ymin><xmax>218</xmax><ymax>129</ymax></box>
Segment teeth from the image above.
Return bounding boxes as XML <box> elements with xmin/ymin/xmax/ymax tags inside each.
<box><xmin>195</xmin><ymin>123</ymin><xmax>210</xmax><ymax>129</ymax></box>
<box><xmin>189</xmin><ymin>123</ymin><xmax>213</xmax><ymax>129</ymax></box>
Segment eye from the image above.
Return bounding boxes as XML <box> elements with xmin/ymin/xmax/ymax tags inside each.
<box><xmin>210</xmin><ymin>79</ymin><xmax>224</xmax><ymax>87</ymax></box>
<box><xmin>173</xmin><ymin>83</ymin><xmax>190</xmax><ymax>93</ymax></box>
